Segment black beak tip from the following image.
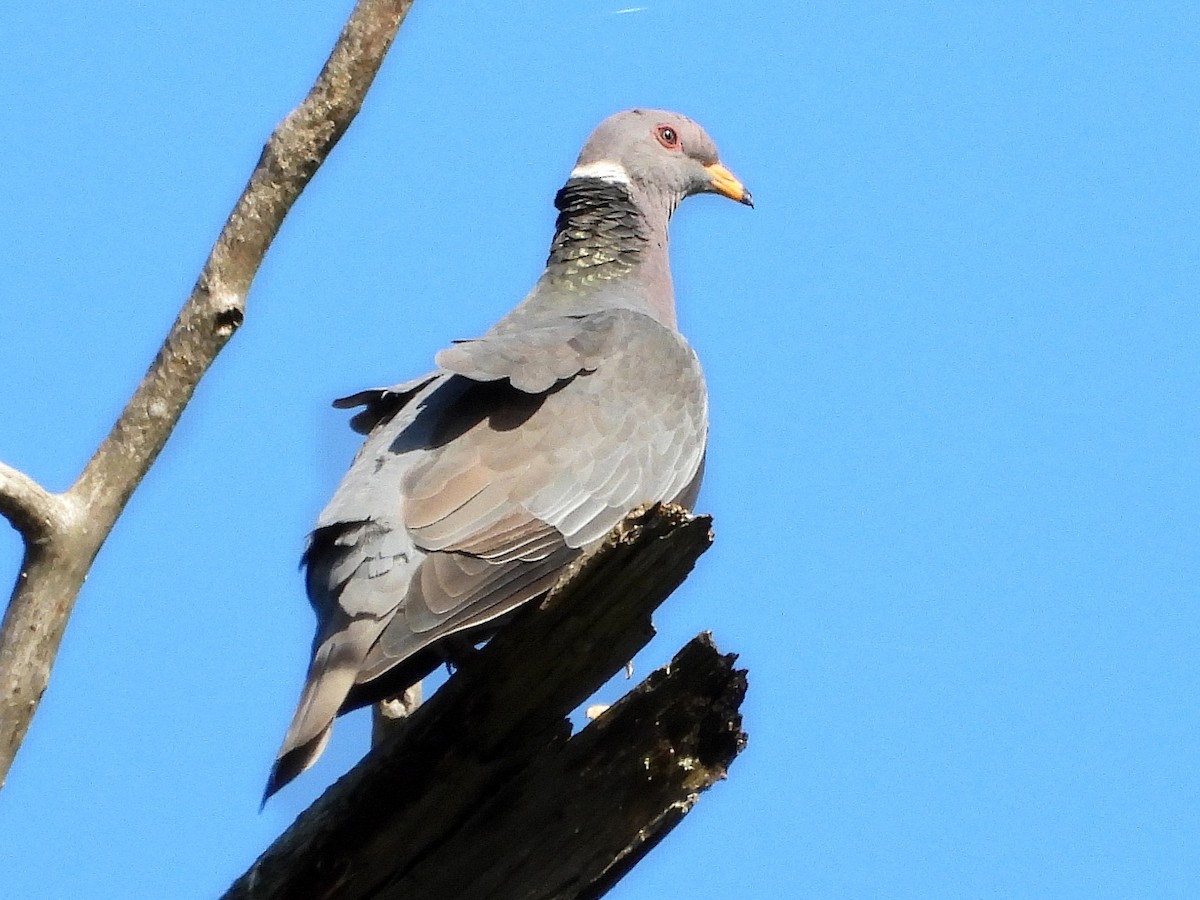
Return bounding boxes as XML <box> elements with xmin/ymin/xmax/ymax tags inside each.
<box><xmin>741</xmin><ymin>191</ymin><xmax>755</xmax><ymax>208</ymax></box>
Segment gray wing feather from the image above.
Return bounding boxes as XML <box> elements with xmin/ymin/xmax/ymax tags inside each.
<box><xmin>370</xmin><ymin>309</ymin><xmax>706</xmax><ymax>660</ymax></box>
<box><xmin>332</xmin><ymin>373</ymin><xmax>438</xmax><ymax>434</ymax></box>
<box><xmin>268</xmin><ymin>309</ymin><xmax>706</xmax><ymax>797</ymax></box>
<box><xmin>434</xmin><ymin>313</ymin><xmax>616</xmax><ymax>392</ymax></box>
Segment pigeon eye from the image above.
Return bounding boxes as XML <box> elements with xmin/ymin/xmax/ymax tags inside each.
<box><xmin>655</xmin><ymin>125</ymin><xmax>680</xmax><ymax>149</ymax></box>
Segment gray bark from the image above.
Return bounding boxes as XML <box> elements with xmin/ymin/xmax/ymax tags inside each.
<box><xmin>0</xmin><ymin>0</ymin><xmax>415</xmax><ymax>789</ymax></box>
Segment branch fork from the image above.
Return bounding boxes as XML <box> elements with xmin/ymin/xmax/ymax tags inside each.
<box><xmin>0</xmin><ymin>0</ymin><xmax>415</xmax><ymax>789</ymax></box>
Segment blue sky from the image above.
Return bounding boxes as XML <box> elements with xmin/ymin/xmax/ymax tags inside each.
<box><xmin>2</xmin><ymin>1</ymin><xmax>1198</xmax><ymax>897</ymax></box>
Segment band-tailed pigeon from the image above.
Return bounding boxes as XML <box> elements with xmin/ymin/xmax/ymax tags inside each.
<box><xmin>266</xmin><ymin>109</ymin><xmax>751</xmax><ymax>799</ymax></box>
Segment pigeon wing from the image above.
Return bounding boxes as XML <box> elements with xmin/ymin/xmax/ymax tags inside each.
<box><xmin>267</xmin><ymin>310</ymin><xmax>706</xmax><ymax>799</ymax></box>
<box><xmin>357</xmin><ymin>308</ymin><xmax>708</xmax><ymax>685</ymax></box>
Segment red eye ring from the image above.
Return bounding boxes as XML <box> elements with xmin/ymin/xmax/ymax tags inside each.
<box><xmin>655</xmin><ymin>124</ymin><xmax>681</xmax><ymax>150</ymax></box>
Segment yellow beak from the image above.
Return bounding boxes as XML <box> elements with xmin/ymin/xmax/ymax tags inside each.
<box><xmin>704</xmin><ymin>162</ymin><xmax>754</xmax><ymax>207</ymax></box>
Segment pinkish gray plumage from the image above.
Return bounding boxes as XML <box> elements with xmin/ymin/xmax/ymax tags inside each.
<box><xmin>266</xmin><ymin>109</ymin><xmax>751</xmax><ymax>800</ymax></box>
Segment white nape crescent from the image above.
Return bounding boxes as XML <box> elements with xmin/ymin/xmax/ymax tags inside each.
<box><xmin>569</xmin><ymin>161</ymin><xmax>632</xmax><ymax>185</ymax></box>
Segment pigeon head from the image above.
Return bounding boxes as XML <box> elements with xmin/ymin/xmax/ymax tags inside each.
<box><xmin>570</xmin><ymin>109</ymin><xmax>753</xmax><ymax>208</ymax></box>
<box><xmin>539</xmin><ymin>108</ymin><xmax>750</xmax><ymax>326</ymax></box>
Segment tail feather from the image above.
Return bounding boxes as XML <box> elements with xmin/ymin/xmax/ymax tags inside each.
<box><xmin>262</xmin><ymin>618</ymin><xmax>382</xmax><ymax>803</ymax></box>
<box><xmin>262</xmin><ymin>723</ymin><xmax>332</xmax><ymax>808</ymax></box>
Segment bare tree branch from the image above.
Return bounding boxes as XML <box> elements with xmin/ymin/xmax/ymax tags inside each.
<box><xmin>224</xmin><ymin>504</ymin><xmax>747</xmax><ymax>900</ymax></box>
<box><xmin>0</xmin><ymin>462</ymin><xmax>70</xmax><ymax>544</ymax></box>
<box><xmin>0</xmin><ymin>0</ymin><xmax>415</xmax><ymax>789</ymax></box>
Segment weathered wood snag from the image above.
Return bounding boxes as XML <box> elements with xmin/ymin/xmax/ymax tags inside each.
<box><xmin>227</xmin><ymin>504</ymin><xmax>748</xmax><ymax>900</ymax></box>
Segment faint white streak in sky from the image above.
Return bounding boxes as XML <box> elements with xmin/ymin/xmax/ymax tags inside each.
<box><xmin>613</xmin><ymin>7</ymin><xmax>648</xmax><ymax>13</ymax></box>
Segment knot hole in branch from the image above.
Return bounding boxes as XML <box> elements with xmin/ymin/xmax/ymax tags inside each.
<box><xmin>214</xmin><ymin>306</ymin><xmax>244</xmax><ymax>338</ymax></box>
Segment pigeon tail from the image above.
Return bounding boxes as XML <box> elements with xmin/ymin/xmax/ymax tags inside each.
<box><xmin>262</xmin><ymin>724</ymin><xmax>332</xmax><ymax>808</ymax></box>
<box><xmin>264</xmin><ymin>620</ymin><xmax>379</xmax><ymax>802</ymax></box>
